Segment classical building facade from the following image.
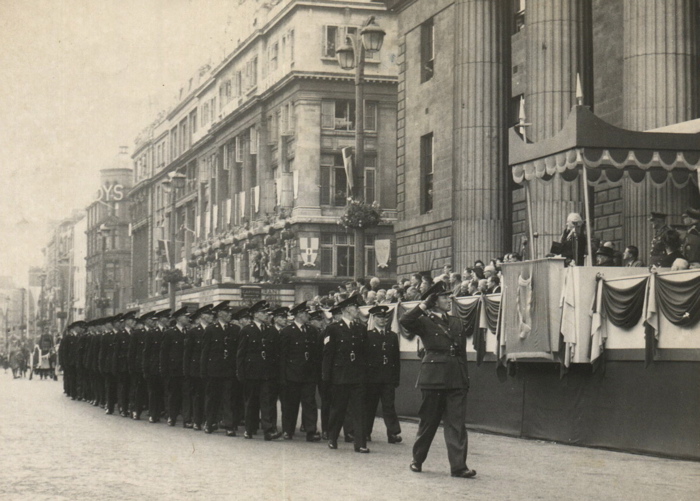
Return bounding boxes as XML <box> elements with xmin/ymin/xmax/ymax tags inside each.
<box><xmin>128</xmin><ymin>0</ymin><xmax>398</xmax><ymax>310</ymax></box>
<box><xmin>85</xmin><ymin>148</ymin><xmax>133</xmax><ymax>319</ymax></box>
<box><xmin>385</xmin><ymin>0</ymin><xmax>699</xmax><ymax>275</ymax></box>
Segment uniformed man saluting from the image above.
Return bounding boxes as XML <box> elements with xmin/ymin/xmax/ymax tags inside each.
<box><xmin>400</xmin><ymin>281</ymin><xmax>476</xmax><ymax>479</ymax></box>
<box><xmin>322</xmin><ymin>295</ymin><xmax>369</xmax><ymax>453</ymax></box>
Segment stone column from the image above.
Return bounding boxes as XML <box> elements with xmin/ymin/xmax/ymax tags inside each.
<box><xmin>452</xmin><ymin>0</ymin><xmax>509</xmax><ymax>270</ymax></box>
<box><xmin>291</xmin><ymin>98</ymin><xmax>322</xmax><ymax>218</ymax></box>
<box><xmin>622</xmin><ymin>0</ymin><xmax>700</xmax><ymax>257</ymax></box>
<box><xmin>525</xmin><ymin>0</ymin><xmax>591</xmax><ymax>259</ymax></box>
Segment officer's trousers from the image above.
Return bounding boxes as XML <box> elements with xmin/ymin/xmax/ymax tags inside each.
<box><xmin>222</xmin><ymin>378</ymin><xmax>245</xmax><ymax>431</ymax></box>
<box><xmin>413</xmin><ymin>388</ymin><xmax>469</xmax><ymax>475</ymax></box>
<box><xmin>328</xmin><ymin>383</ymin><xmax>366</xmax><ymax>449</ymax></box>
<box><xmin>204</xmin><ymin>377</ymin><xmax>225</xmax><ymax>428</ymax></box>
<box><xmin>243</xmin><ymin>380</ymin><xmax>276</xmax><ymax>435</ymax></box>
<box><xmin>145</xmin><ymin>374</ymin><xmax>164</xmax><ymax>420</ymax></box>
<box><xmin>164</xmin><ymin>376</ymin><xmax>183</xmax><ymax>423</ymax></box>
<box><xmin>365</xmin><ymin>383</ymin><xmax>401</xmax><ymax>438</ymax></box>
<box><xmin>282</xmin><ymin>381</ymin><xmax>318</xmax><ymax>436</ymax></box>
<box><xmin>116</xmin><ymin>372</ymin><xmax>130</xmax><ymax>414</ymax></box>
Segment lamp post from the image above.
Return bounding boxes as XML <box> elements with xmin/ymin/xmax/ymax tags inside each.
<box><xmin>162</xmin><ymin>172</ymin><xmax>187</xmax><ymax>311</ymax></box>
<box><xmin>336</xmin><ymin>16</ymin><xmax>385</xmax><ymax>280</ymax></box>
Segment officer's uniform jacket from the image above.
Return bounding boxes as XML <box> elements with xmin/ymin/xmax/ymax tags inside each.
<box><xmin>683</xmin><ymin>224</ymin><xmax>700</xmax><ymax>263</ymax></box>
<box><xmin>67</xmin><ymin>333</ymin><xmax>80</xmax><ymax>370</ymax></box>
<box><xmin>127</xmin><ymin>327</ymin><xmax>147</xmax><ymax>374</ymax></box>
<box><xmin>236</xmin><ymin>322</ymin><xmax>278</xmax><ymax>381</ymax></box>
<box><xmin>280</xmin><ymin>322</ymin><xmax>320</xmax><ymax>384</ymax></box>
<box><xmin>88</xmin><ymin>334</ymin><xmax>101</xmax><ymax>372</ymax></box>
<box><xmin>142</xmin><ymin>326</ymin><xmax>164</xmax><ymax>376</ymax></box>
<box><xmin>112</xmin><ymin>328</ymin><xmax>131</xmax><ymax>374</ymax></box>
<box><xmin>160</xmin><ymin>325</ymin><xmax>187</xmax><ymax>378</ymax></box>
<box><xmin>322</xmin><ymin>319</ymin><xmax>367</xmax><ymax>385</ymax></box>
<box><xmin>184</xmin><ymin>323</ymin><xmax>206</xmax><ymax>378</ymax></box>
<box><xmin>78</xmin><ymin>333</ymin><xmax>90</xmax><ymax>370</ymax></box>
<box><xmin>58</xmin><ymin>334</ymin><xmax>73</xmax><ymax>369</ymax></box>
<box><xmin>650</xmin><ymin>224</ymin><xmax>674</xmax><ymax>266</ymax></box>
<box><xmin>201</xmin><ymin>321</ymin><xmax>238</xmax><ymax>379</ymax></box>
<box><xmin>399</xmin><ymin>305</ymin><xmax>469</xmax><ymax>390</ymax></box>
<box><xmin>100</xmin><ymin>330</ymin><xmax>118</xmax><ymax>375</ymax></box>
<box><xmin>365</xmin><ymin>327</ymin><xmax>400</xmax><ymax>386</ymax></box>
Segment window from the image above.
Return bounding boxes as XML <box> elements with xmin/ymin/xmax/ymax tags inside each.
<box><xmin>289</xmin><ymin>29</ymin><xmax>295</xmax><ymax>64</ymax></box>
<box><xmin>170</xmin><ymin>127</ymin><xmax>178</xmax><ymax>160</ymax></box>
<box><xmin>190</xmin><ymin>109</ymin><xmax>198</xmax><ymax>134</ymax></box>
<box><xmin>320</xmin><ymin>154</ymin><xmax>348</xmax><ymax>207</ymax></box>
<box><xmin>510</xmin><ymin>94</ymin><xmax>523</xmax><ymax>128</ymax></box>
<box><xmin>365</xmin><ymin>234</ymin><xmax>376</xmax><ymax>277</ymax></box>
<box><xmin>201</xmin><ymin>101</ymin><xmax>210</xmax><ymax>127</ymax></box>
<box><xmin>269</xmin><ymin>41</ymin><xmax>279</xmax><ymax>72</ymax></box>
<box><xmin>267</xmin><ymin>114</ymin><xmax>278</xmax><ymax>144</ymax></box>
<box><xmin>364</xmin><ymin>101</ymin><xmax>377</xmax><ymax>132</ymax></box>
<box><xmin>420</xmin><ymin>133</ymin><xmax>434</xmax><ymax>213</ymax></box>
<box><xmin>323</xmin><ymin>26</ymin><xmax>338</xmax><ymax>58</ymax></box>
<box><xmin>320</xmin><ymin>233</ymin><xmax>355</xmax><ymax>277</ymax></box>
<box><xmin>365</xmin><ymin>156</ymin><xmax>376</xmax><ymax>204</ymax></box>
<box><xmin>321</xmin><ymin>99</ymin><xmax>356</xmax><ymax>131</ymax></box>
<box><xmin>235</xmin><ymin>71</ymin><xmax>242</xmax><ymax>97</ymax></box>
<box><xmin>246</xmin><ymin>57</ymin><xmax>258</xmax><ymax>89</ymax></box>
<box><xmin>421</xmin><ymin>18</ymin><xmax>434</xmax><ymax>83</ymax></box>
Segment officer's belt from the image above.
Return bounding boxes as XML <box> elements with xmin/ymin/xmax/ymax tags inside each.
<box><xmin>424</xmin><ymin>349</ymin><xmax>459</xmax><ymax>356</ymax></box>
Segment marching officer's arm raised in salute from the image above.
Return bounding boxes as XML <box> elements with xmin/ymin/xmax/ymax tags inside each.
<box><xmin>399</xmin><ymin>280</ymin><xmax>476</xmax><ymax>479</ymax></box>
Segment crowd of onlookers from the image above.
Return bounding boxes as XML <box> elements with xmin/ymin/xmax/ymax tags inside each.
<box><xmin>311</xmin><ymin>254</ymin><xmax>522</xmax><ymax>308</ymax></box>
<box><xmin>307</xmin><ymin>208</ymin><xmax>700</xmax><ymax>308</ymax></box>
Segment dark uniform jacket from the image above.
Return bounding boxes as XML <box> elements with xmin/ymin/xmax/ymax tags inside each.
<box><xmin>201</xmin><ymin>321</ymin><xmax>238</xmax><ymax>379</ymax></box>
<box><xmin>127</xmin><ymin>327</ymin><xmax>147</xmax><ymax>374</ymax></box>
<box><xmin>160</xmin><ymin>325</ymin><xmax>187</xmax><ymax>378</ymax></box>
<box><xmin>650</xmin><ymin>224</ymin><xmax>675</xmax><ymax>266</ymax></box>
<box><xmin>280</xmin><ymin>322</ymin><xmax>320</xmax><ymax>384</ymax></box>
<box><xmin>236</xmin><ymin>322</ymin><xmax>278</xmax><ymax>382</ymax></box>
<box><xmin>58</xmin><ymin>334</ymin><xmax>73</xmax><ymax>368</ymax></box>
<box><xmin>184</xmin><ymin>324</ymin><xmax>206</xmax><ymax>378</ymax></box>
<box><xmin>78</xmin><ymin>333</ymin><xmax>91</xmax><ymax>370</ymax></box>
<box><xmin>400</xmin><ymin>305</ymin><xmax>469</xmax><ymax>390</ymax></box>
<box><xmin>322</xmin><ymin>319</ymin><xmax>367</xmax><ymax>385</ymax></box>
<box><xmin>112</xmin><ymin>328</ymin><xmax>131</xmax><ymax>374</ymax></box>
<box><xmin>142</xmin><ymin>327</ymin><xmax>164</xmax><ymax>376</ymax></box>
<box><xmin>99</xmin><ymin>330</ymin><xmax>117</xmax><ymax>375</ymax></box>
<box><xmin>365</xmin><ymin>327</ymin><xmax>400</xmax><ymax>386</ymax></box>
<box><xmin>683</xmin><ymin>224</ymin><xmax>700</xmax><ymax>263</ymax></box>
<box><xmin>88</xmin><ymin>334</ymin><xmax>101</xmax><ymax>372</ymax></box>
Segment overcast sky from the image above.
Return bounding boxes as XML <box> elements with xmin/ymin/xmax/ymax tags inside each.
<box><xmin>0</xmin><ymin>0</ymin><xmax>254</xmax><ymax>287</ymax></box>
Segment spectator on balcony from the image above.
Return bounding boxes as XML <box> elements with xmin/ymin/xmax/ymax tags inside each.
<box><xmin>595</xmin><ymin>246</ymin><xmax>616</xmax><ymax>266</ymax></box>
<box><xmin>419</xmin><ymin>275</ymin><xmax>433</xmax><ymax>297</ymax></box>
<box><xmin>658</xmin><ymin>230</ymin><xmax>684</xmax><ymax>268</ymax></box>
<box><xmin>649</xmin><ymin>212</ymin><xmax>676</xmax><ymax>267</ymax></box>
<box><xmin>623</xmin><ymin>246</ymin><xmax>644</xmax><ymax>267</ymax></box>
<box><xmin>487</xmin><ymin>275</ymin><xmax>501</xmax><ymax>294</ymax></box>
<box><xmin>681</xmin><ymin>207</ymin><xmax>700</xmax><ymax>268</ymax></box>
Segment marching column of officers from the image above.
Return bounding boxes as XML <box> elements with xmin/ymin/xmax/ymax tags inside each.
<box><xmin>57</xmin><ymin>296</ymin><xmax>402</xmax><ymax>452</ymax></box>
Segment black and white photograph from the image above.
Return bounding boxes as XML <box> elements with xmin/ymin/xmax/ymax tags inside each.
<box><xmin>0</xmin><ymin>0</ymin><xmax>699</xmax><ymax>499</ymax></box>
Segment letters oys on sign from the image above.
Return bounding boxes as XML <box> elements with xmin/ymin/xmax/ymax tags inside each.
<box><xmin>95</xmin><ymin>183</ymin><xmax>125</xmax><ymax>202</ymax></box>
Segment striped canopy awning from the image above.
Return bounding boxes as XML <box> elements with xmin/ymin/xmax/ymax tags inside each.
<box><xmin>510</xmin><ymin>106</ymin><xmax>700</xmax><ymax>188</ymax></box>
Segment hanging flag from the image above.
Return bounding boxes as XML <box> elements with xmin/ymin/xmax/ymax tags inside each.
<box><xmin>342</xmin><ymin>147</ymin><xmax>354</xmax><ymax>191</ymax></box>
<box><xmin>275</xmin><ymin>179</ymin><xmax>282</xmax><ymax>206</ymax></box>
<box><xmin>292</xmin><ymin>170</ymin><xmax>299</xmax><ymax>200</ymax></box>
<box><xmin>239</xmin><ymin>191</ymin><xmax>246</xmax><ymax>217</ymax></box>
<box><xmin>299</xmin><ymin>237</ymin><xmax>319</xmax><ymax>267</ymax></box>
<box><xmin>375</xmin><ymin>239</ymin><xmax>391</xmax><ymax>268</ymax></box>
<box><xmin>253</xmin><ymin>186</ymin><xmax>260</xmax><ymax>213</ymax></box>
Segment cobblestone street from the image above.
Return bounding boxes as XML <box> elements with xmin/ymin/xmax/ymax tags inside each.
<box><xmin>0</xmin><ymin>372</ymin><xmax>697</xmax><ymax>501</ymax></box>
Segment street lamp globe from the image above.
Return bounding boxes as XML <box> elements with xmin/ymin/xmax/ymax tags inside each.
<box><xmin>361</xmin><ymin>21</ymin><xmax>385</xmax><ymax>52</ymax></box>
<box><xmin>336</xmin><ymin>38</ymin><xmax>355</xmax><ymax>70</ymax></box>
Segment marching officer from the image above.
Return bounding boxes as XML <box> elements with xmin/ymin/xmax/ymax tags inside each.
<box><xmin>309</xmin><ymin>309</ymin><xmax>329</xmax><ymax>439</ymax></box>
<box><xmin>77</xmin><ymin>321</ymin><xmax>92</xmax><ymax>402</ymax></box>
<box><xmin>88</xmin><ymin>320</ymin><xmax>104</xmax><ymax>408</ymax></box>
<box><xmin>114</xmin><ymin>311</ymin><xmax>136</xmax><ymax>417</ymax></box>
<box><xmin>201</xmin><ymin>301</ymin><xmax>236</xmax><ymax>434</ymax></box>
<box><xmin>400</xmin><ymin>281</ymin><xmax>476</xmax><ymax>479</ymax></box>
<box><xmin>220</xmin><ymin>307</ymin><xmax>247</xmax><ymax>436</ymax></box>
<box><xmin>160</xmin><ymin>307</ymin><xmax>190</xmax><ymax>426</ymax></box>
<box><xmin>364</xmin><ymin>305</ymin><xmax>402</xmax><ymax>444</ymax></box>
<box><xmin>236</xmin><ymin>300</ymin><xmax>282</xmax><ymax>441</ymax></box>
<box><xmin>100</xmin><ymin>315</ymin><xmax>119</xmax><ymax>415</ymax></box>
<box><xmin>322</xmin><ymin>295</ymin><xmax>369</xmax><ymax>453</ymax></box>
<box><xmin>184</xmin><ymin>304</ymin><xmax>213</xmax><ymax>430</ymax></box>
<box><xmin>143</xmin><ymin>309</ymin><xmax>169</xmax><ymax>423</ymax></box>
<box><xmin>128</xmin><ymin>312</ymin><xmax>150</xmax><ymax>420</ymax></box>
<box><xmin>280</xmin><ymin>302</ymin><xmax>321</xmax><ymax>441</ymax></box>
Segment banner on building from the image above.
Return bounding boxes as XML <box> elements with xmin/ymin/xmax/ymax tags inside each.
<box><xmin>239</xmin><ymin>191</ymin><xmax>246</xmax><ymax>217</ymax></box>
<box><xmin>253</xmin><ymin>186</ymin><xmax>260</xmax><ymax>213</ymax></box>
<box><xmin>375</xmin><ymin>239</ymin><xmax>391</xmax><ymax>268</ymax></box>
<box><xmin>299</xmin><ymin>237</ymin><xmax>319</xmax><ymax>267</ymax></box>
<box><xmin>342</xmin><ymin>147</ymin><xmax>354</xmax><ymax>191</ymax></box>
<box><xmin>293</xmin><ymin>170</ymin><xmax>299</xmax><ymax>200</ymax></box>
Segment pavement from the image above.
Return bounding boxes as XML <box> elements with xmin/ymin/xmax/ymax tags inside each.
<box><xmin>0</xmin><ymin>372</ymin><xmax>698</xmax><ymax>501</ymax></box>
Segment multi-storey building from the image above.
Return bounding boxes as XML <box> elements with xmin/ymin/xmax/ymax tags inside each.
<box><xmin>0</xmin><ymin>276</ymin><xmax>27</xmax><ymax>351</ymax></box>
<box><xmin>85</xmin><ymin>148</ymin><xmax>133</xmax><ymax>319</ymax></box>
<box><xmin>386</xmin><ymin>0</ymin><xmax>699</xmax><ymax>275</ymax></box>
<box><xmin>129</xmin><ymin>0</ymin><xmax>398</xmax><ymax>310</ymax></box>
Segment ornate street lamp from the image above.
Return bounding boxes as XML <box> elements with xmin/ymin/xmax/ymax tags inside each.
<box><xmin>336</xmin><ymin>15</ymin><xmax>385</xmax><ymax>280</ymax></box>
<box><xmin>162</xmin><ymin>172</ymin><xmax>187</xmax><ymax>311</ymax></box>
